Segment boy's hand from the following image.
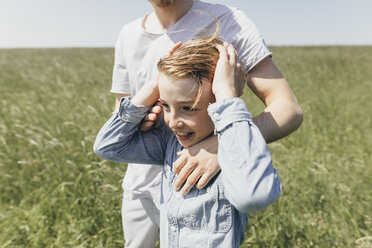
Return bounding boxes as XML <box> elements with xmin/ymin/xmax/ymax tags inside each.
<box><xmin>173</xmin><ymin>135</ymin><xmax>220</xmax><ymax>196</ymax></box>
<box><xmin>213</xmin><ymin>42</ymin><xmax>245</xmax><ymax>101</ymax></box>
<box><xmin>167</xmin><ymin>41</ymin><xmax>182</xmax><ymax>56</ymax></box>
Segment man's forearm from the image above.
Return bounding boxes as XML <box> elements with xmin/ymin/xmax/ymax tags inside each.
<box><xmin>252</xmin><ymin>97</ymin><xmax>303</xmax><ymax>143</ymax></box>
<box><xmin>247</xmin><ymin>57</ymin><xmax>303</xmax><ymax>143</ymax></box>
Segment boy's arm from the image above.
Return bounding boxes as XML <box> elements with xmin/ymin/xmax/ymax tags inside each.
<box><xmin>210</xmin><ymin>43</ymin><xmax>281</xmax><ymax>212</ymax></box>
<box><xmin>115</xmin><ymin>94</ymin><xmax>130</xmax><ymax>111</ymax></box>
<box><xmin>209</xmin><ymin>98</ymin><xmax>281</xmax><ymax>213</ymax></box>
<box><xmin>176</xmin><ymin>43</ymin><xmax>280</xmax><ymax>211</ymax></box>
<box><xmin>94</xmin><ymin>82</ymin><xmax>167</xmax><ymax>165</ymax></box>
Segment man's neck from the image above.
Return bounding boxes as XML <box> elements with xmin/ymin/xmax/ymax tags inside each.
<box><xmin>145</xmin><ymin>0</ymin><xmax>194</xmax><ymax>33</ymax></box>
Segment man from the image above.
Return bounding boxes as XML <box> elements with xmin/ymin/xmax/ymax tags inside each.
<box><xmin>110</xmin><ymin>0</ymin><xmax>303</xmax><ymax>247</ymax></box>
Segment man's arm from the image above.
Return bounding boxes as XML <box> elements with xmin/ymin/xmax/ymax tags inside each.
<box><xmin>248</xmin><ymin>56</ymin><xmax>303</xmax><ymax>143</ymax></box>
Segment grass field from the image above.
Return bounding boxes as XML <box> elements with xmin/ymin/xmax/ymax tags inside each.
<box><xmin>0</xmin><ymin>46</ymin><xmax>371</xmax><ymax>247</ymax></box>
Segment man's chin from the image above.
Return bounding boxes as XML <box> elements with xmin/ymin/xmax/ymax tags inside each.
<box><xmin>151</xmin><ymin>0</ymin><xmax>175</xmax><ymax>8</ymax></box>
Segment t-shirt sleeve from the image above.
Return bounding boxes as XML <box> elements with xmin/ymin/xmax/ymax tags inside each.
<box><xmin>111</xmin><ymin>26</ymin><xmax>131</xmax><ymax>94</ymax></box>
<box><xmin>222</xmin><ymin>8</ymin><xmax>272</xmax><ymax>73</ymax></box>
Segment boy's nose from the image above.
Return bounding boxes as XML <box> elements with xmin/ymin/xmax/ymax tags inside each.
<box><xmin>169</xmin><ymin>112</ymin><xmax>183</xmax><ymax>129</ymax></box>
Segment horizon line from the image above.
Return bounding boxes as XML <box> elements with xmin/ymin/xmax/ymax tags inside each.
<box><xmin>1</xmin><ymin>43</ymin><xmax>372</xmax><ymax>50</ymax></box>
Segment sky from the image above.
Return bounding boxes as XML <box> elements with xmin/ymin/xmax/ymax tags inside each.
<box><xmin>1</xmin><ymin>0</ymin><xmax>371</xmax><ymax>48</ymax></box>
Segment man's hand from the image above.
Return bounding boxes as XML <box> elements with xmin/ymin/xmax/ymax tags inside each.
<box><xmin>139</xmin><ymin>101</ymin><xmax>162</xmax><ymax>131</ymax></box>
<box><xmin>173</xmin><ymin>135</ymin><xmax>220</xmax><ymax>196</ymax></box>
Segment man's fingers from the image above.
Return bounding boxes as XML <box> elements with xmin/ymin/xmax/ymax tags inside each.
<box><xmin>240</xmin><ymin>61</ymin><xmax>247</xmax><ymax>73</ymax></box>
<box><xmin>179</xmin><ymin>169</ymin><xmax>202</xmax><ymax>196</ymax></box>
<box><xmin>150</xmin><ymin>105</ymin><xmax>162</xmax><ymax>114</ymax></box>
<box><xmin>139</xmin><ymin>121</ymin><xmax>153</xmax><ymax>132</ymax></box>
<box><xmin>236</xmin><ymin>62</ymin><xmax>242</xmax><ymax>71</ymax></box>
<box><xmin>149</xmin><ymin>101</ymin><xmax>162</xmax><ymax>114</ymax></box>
<box><xmin>173</xmin><ymin>161</ymin><xmax>197</xmax><ymax>190</ymax></box>
<box><xmin>144</xmin><ymin>113</ymin><xmax>157</xmax><ymax>121</ymax></box>
<box><xmin>195</xmin><ymin>168</ymin><xmax>219</xmax><ymax>190</ymax></box>
<box><xmin>154</xmin><ymin>101</ymin><xmax>162</xmax><ymax>107</ymax></box>
<box><xmin>139</xmin><ymin>101</ymin><xmax>163</xmax><ymax>131</ymax></box>
<box><xmin>195</xmin><ymin>174</ymin><xmax>210</xmax><ymax>189</ymax></box>
<box><xmin>173</xmin><ymin>152</ymin><xmax>187</xmax><ymax>174</ymax></box>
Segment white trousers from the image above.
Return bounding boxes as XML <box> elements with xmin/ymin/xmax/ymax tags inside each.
<box><xmin>122</xmin><ymin>194</ymin><xmax>160</xmax><ymax>248</ymax></box>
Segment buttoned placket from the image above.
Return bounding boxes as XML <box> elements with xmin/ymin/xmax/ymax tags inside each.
<box><xmin>167</xmin><ymin>192</ymin><xmax>184</xmax><ymax>248</ymax></box>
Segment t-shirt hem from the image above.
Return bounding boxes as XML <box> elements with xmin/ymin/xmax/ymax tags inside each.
<box><xmin>110</xmin><ymin>89</ymin><xmax>131</xmax><ymax>94</ymax></box>
<box><xmin>123</xmin><ymin>191</ymin><xmax>161</xmax><ymax>205</ymax></box>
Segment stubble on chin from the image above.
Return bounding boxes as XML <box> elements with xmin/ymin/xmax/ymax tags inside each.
<box><xmin>149</xmin><ymin>0</ymin><xmax>175</xmax><ymax>8</ymax></box>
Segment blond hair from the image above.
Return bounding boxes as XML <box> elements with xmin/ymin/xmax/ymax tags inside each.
<box><xmin>157</xmin><ymin>16</ymin><xmax>222</xmax><ymax>108</ymax></box>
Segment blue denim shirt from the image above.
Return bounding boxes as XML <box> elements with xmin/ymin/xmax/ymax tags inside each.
<box><xmin>94</xmin><ymin>97</ymin><xmax>281</xmax><ymax>248</ymax></box>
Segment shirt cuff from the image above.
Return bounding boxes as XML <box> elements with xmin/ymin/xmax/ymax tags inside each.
<box><xmin>118</xmin><ymin>97</ymin><xmax>151</xmax><ymax>123</ymax></box>
<box><xmin>207</xmin><ymin>98</ymin><xmax>252</xmax><ymax>133</ymax></box>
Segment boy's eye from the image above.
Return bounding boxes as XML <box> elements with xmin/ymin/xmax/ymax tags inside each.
<box><xmin>181</xmin><ymin>106</ymin><xmax>195</xmax><ymax>112</ymax></box>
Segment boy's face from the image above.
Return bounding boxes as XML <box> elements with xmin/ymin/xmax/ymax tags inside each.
<box><xmin>158</xmin><ymin>73</ymin><xmax>215</xmax><ymax>148</ymax></box>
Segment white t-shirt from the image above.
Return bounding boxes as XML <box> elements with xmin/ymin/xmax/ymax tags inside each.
<box><xmin>111</xmin><ymin>0</ymin><xmax>272</xmax><ymax>203</ymax></box>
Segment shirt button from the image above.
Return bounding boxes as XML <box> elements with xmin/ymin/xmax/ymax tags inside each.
<box><xmin>176</xmin><ymin>192</ymin><xmax>182</xmax><ymax>199</ymax></box>
<box><xmin>206</xmin><ymin>187</ymin><xmax>211</xmax><ymax>193</ymax></box>
<box><xmin>170</xmin><ymin>225</ymin><xmax>177</xmax><ymax>232</ymax></box>
<box><xmin>213</xmin><ymin>113</ymin><xmax>221</xmax><ymax>121</ymax></box>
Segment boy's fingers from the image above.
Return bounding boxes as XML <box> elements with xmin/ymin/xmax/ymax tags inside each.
<box><xmin>167</xmin><ymin>41</ymin><xmax>182</xmax><ymax>56</ymax></box>
<box><xmin>226</xmin><ymin>44</ymin><xmax>236</xmax><ymax>65</ymax></box>
<box><xmin>214</xmin><ymin>44</ymin><xmax>228</xmax><ymax>60</ymax></box>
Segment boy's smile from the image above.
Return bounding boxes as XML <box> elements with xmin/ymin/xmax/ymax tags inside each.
<box><xmin>158</xmin><ymin>73</ymin><xmax>215</xmax><ymax>148</ymax></box>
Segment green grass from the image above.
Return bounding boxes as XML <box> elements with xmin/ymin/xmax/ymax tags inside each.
<box><xmin>0</xmin><ymin>46</ymin><xmax>371</xmax><ymax>247</ymax></box>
